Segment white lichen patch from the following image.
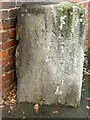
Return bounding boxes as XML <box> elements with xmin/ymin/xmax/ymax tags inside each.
<box><xmin>59</xmin><ymin>15</ymin><xmax>67</xmax><ymax>30</ymax></box>
<box><xmin>55</xmin><ymin>85</ymin><xmax>62</xmax><ymax>95</ymax></box>
<box><xmin>80</xmin><ymin>19</ymin><xmax>83</xmax><ymax>22</ymax></box>
<box><xmin>61</xmin><ymin>80</ymin><xmax>64</xmax><ymax>86</ymax></box>
<box><xmin>21</xmin><ymin>14</ymin><xmax>24</xmax><ymax>17</ymax></box>
<box><xmin>58</xmin><ymin>99</ymin><xmax>61</xmax><ymax>103</ymax></box>
<box><xmin>86</xmin><ymin>106</ymin><xmax>90</xmax><ymax>110</ymax></box>
<box><xmin>59</xmin><ymin>91</ymin><xmax>62</xmax><ymax>95</ymax></box>
<box><xmin>69</xmin><ymin>82</ymin><xmax>72</xmax><ymax>85</ymax></box>
<box><xmin>55</xmin><ymin>86</ymin><xmax>60</xmax><ymax>95</ymax></box>
<box><xmin>25</xmin><ymin>9</ymin><xmax>28</xmax><ymax>12</ymax></box>
<box><xmin>60</xmin><ymin>15</ymin><xmax>67</xmax><ymax>22</ymax></box>
<box><xmin>51</xmin><ymin>5</ymin><xmax>57</xmax><ymax>23</ymax></box>
<box><xmin>70</xmin><ymin>12</ymin><xmax>73</xmax><ymax>15</ymax></box>
<box><xmin>28</xmin><ymin>13</ymin><xmax>31</xmax><ymax>16</ymax></box>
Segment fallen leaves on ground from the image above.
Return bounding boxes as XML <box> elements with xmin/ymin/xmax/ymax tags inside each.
<box><xmin>8</xmin><ymin>110</ymin><xmax>11</xmax><ymax>114</ymax></box>
<box><xmin>0</xmin><ymin>98</ymin><xmax>4</xmax><ymax>109</ymax></box>
<box><xmin>0</xmin><ymin>105</ymin><xmax>4</xmax><ymax>109</ymax></box>
<box><xmin>86</xmin><ymin>98</ymin><xmax>90</xmax><ymax>101</ymax></box>
<box><xmin>1</xmin><ymin>86</ymin><xmax>17</xmax><ymax>112</ymax></box>
<box><xmin>22</xmin><ymin>116</ymin><xmax>26</xmax><ymax>119</ymax></box>
<box><xmin>52</xmin><ymin>111</ymin><xmax>58</xmax><ymax>114</ymax></box>
<box><xmin>83</xmin><ymin>68</ymin><xmax>90</xmax><ymax>75</ymax></box>
<box><xmin>34</xmin><ymin>104</ymin><xmax>39</xmax><ymax>113</ymax></box>
<box><xmin>0</xmin><ymin>98</ymin><xmax>4</xmax><ymax>105</ymax></box>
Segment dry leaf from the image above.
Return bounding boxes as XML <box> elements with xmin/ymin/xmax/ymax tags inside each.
<box><xmin>10</xmin><ymin>106</ymin><xmax>16</xmax><ymax>111</ymax></box>
<box><xmin>52</xmin><ymin>111</ymin><xmax>58</xmax><ymax>114</ymax></box>
<box><xmin>0</xmin><ymin>105</ymin><xmax>4</xmax><ymax>108</ymax></box>
<box><xmin>8</xmin><ymin>110</ymin><xmax>11</xmax><ymax>114</ymax></box>
<box><xmin>86</xmin><ymin>98</ymin><xmax>90</xmax><ymax>101</ymax></box>
<box><xmin>34</xmin><ymin>104</ymin><xmax>39</xmax><ymax>113</ymax></box>
<box><xmin>0</xmin><ymin>98</ymin><xmax>4</xmax><ymax>105</ymax></box>
<box><xmin>23</xmin><ymin>112</ymin><xmax>25</xmax><ymax>114</ymax></box>
<box><xmin>22</xmin><ymin>116</ymin><xmax>26</xmax><ymax>119</ymax></box>
<box><xmin>11</xmin><ymin>98</ymin><xmax>17</xmax><ymax>104</ymax></box>
<box><xmin>2</xmin><ymin>86</ymin><xmax>17</xmax><ymax>111</ymax></box>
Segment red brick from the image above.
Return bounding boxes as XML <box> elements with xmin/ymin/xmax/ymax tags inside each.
<box><xmin>80</xmin><ymin>2</ymin><xmax>89</xmax><ymax>8</ymax></box>
<box><xmin>0</xmin><ymin>59</ymin><xmax>2</xmax><ymax>68</ymax></box>
<box><xmin>70</xmin><ymin>0</ymin><xmax>79</xmax><ymax>3</ymax></box>
<box><xmin>2</xmin><ymin>39</ymin><xmax>16</xmax><ymax>50</ymax></box>
<box><xmin>0</xmin><ymin>21</ymin><xmax>3</xmax><ymax>30</ymax></box>
<box><xmin>5</xmin><ymin>62</ymin><xmax>15</xmax><ymax>72</ymax></box>
<box><xmin>2</xmin><ymin>18</ymin><xmax>17</xmax><ymax>29</ymax></box>
<box><xmin>2</xmin><ymin>55</ymin><xmax>15</xmax><ymax>66</ymax></box>
<box><xmin>12</xmin><ymin>70</ymin><xmax>17</xmax><ymax>80</ymax></box>
<box><xmin>0</xmin><ymin>42</ymin><xmax>2</xmax><ymax>51</ymax></box>
<box><xmin>2</xmin><ymin>83</ymin><xmax>15</xmax><ymax>97</ymax></box>
<box><xmin>0</xmin><ymin>10</ymin><xmax>8</xmax><ymax>20</ymax></box>
<box><xmin>85</xmin><ymin>39</ymin><xmax>89</xmax><ymax>45</ymax></box>
<box><xmin>0</xmin><ymin>2</ymin><xmax>15</xmax><ymax>9</ymax></box>
<box><xmin>88</xmin><ymin>3</ymin><xmax>90</xmax><ymax>12</ymax></box>
<box><xmin>80</xmin><ymin>3</ymin><xmax>85</xmax><ymax>8</ymax></box>
<box><xmin>0</xmin><ymin>76</ymin><xmax>1</xmax><ymax>82</ymax></box>
<box><xmin>86</xmin><ymin>18</ymin><xmax>89</xmax><ymax>25</ymax></box>
<box><xmin>8</xmin><ymin>46</ymin><xmax>16</xmax><ymax>56</ymax></box>
<box><xmin>9</xmin><ymin>9</ymin><xmax>18</xmax><ymax>18</ymax></box>
<box><xmin>0</xmin><ymin>67</ymin><xmax>2</xmax><ymax>73</ymax></box>
<box><xmin>88</xmin><ymin>36</ymin><xmax>90</xmax><ymax>40</ymax></box>
<box><xmin>85</xmin><ymin>13</ymin><xmax>90</xmax><ymax>20</ymax></box>
<box><xmin>0</xmin><ymin>81</ymin><xmax>2</xmax><ymax>86</ymax></box>
<box><xmin>2</xmin><ymin>71</ymin><xmax>13</xmax><ymax>83</ymax></box>
<box><xmin>0</xmin><ymin>85</ymin><xmax>2</xmax><ymax>92</ymax></box>
<box><xmin>0</xmin><ymin>29</ymin><xmax>8</xmax><ymax>42</ymax></box>
<box><xmin>85</xmin><ymin>23</ymin><xmax>88</xmax><ymax>30</ymax></box>
<box><xmin>88</xmin><ymin>18</ymin><xmax>90</xmax><ymax>25</ymax></box>
<box><xmin>86</xmin><ymin>32</ymin><xmax>88</xmax><ymax>40</ymax></box>
<box><xmin>2</xmin><ymin>80</ymin><xmax>10</xmax><ymax>91</ymax></box>
<box><xmin>88</xmin><ymin>28</ymin><xmax>90</xmax><ymax>37</ymax></box>
<box><xmin>2</xmin><ymin>79</ymin><xmax>13</xmax><ymax>91</ymax></box>
<box><xmin>7</xmin><ymin>28</ymin><xmax>16</xmax><ymax>39</ymax></box>
<box><xmin>0</xmin><ymin>50</ymin><xmax>8</xmax><ymax>59</ymax></box>
<box><xmin>85</xmin><ymin>39</ymin><xmax>90</xmax><ymax>49</ymax></box>
<box><xmin>86</xmin><ymin>26</ymin><xmax>89</xmax><ymax>33</ymax></box>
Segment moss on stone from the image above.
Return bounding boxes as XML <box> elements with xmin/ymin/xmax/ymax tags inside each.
<box><xmin>52</xmin><ymin>4</ymin><xmax>74</xmax><ymax>38</ymax></box>
<box><xmin>51</xmin><ymin>3</ymin><xmax>85</xmax><ymax>39</ymax></box>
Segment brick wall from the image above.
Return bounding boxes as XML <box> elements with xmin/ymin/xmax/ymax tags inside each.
<box><xmin>76</xmin><ymin>0</ymin><xmax>90</xmax><ymax>70</ymax></box>
<box><xmin>78</xmin><ymin>1</ymin><xmax>90</xmax><ymax>50</ymax></box>
<box><xmin>71</xmin><ymin>0</ymin><xmax>90</xmax><ymax>50</ymax></box>
<box><xmin>0</xmin><ymin>2</ymin><xmax>19</xmax><ymax>97</ymax></box>
<box><xmin>70</xmin><ymin>0</ymin><xmax>88</xmax><ymax>3</ymax></box>
<box><xmin>0</xmin><ymin>0</ymin><xmax>90</xmax><ymax>97</ymax></box>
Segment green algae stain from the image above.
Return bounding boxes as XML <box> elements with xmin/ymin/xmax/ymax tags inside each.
<box><xmin>51</xmin><ymin>3</ymin><xmax>85</xmax><ymax>39</ymax></box>
<box><xmin>53</xmin><ymin>4</ymin><xmax>74</xmax><ymax>38</ymax></box>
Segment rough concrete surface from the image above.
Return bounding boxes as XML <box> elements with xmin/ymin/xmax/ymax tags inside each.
<box><xmin>16</xmin><ymin>2</ymin><xmax>86</xmax><ymax>107</ymax></box>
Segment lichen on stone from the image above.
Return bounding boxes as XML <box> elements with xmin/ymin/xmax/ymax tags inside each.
<box><xmin>50</xmin><ymin>3</ymin><xmax>85</xmax><ymax>41</ymax></box>
<box><xmin>51</xmin><ymin>4</ymin><xmax>74</xmax><ymax>39</ymax></box>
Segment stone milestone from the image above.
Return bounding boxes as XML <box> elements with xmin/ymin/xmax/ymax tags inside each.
<box><xmin>16</xmin><ymin>3</ymin><xmax>85</xmax><ymax>107</ymax></box>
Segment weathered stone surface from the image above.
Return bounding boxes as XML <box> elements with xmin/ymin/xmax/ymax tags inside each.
<box><xmin>16</xmin><ymin>3</ymin><xmax>85</xmax><ymax>107</ymax></box>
